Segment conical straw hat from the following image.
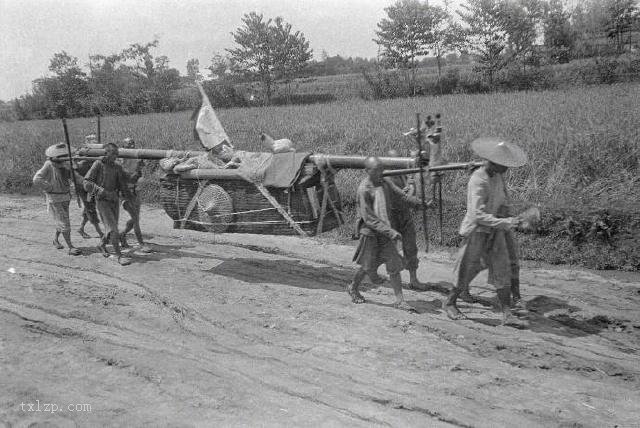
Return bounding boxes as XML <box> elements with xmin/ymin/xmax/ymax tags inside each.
<box><xmin>45</xmin><ymin>142</ymin><xmax>69</xmax><ymax>159</ymax></box>
<box><xmin>471</xmin><ymin>137</ymin><xmax>528</xmax><ymax>168</ymax></box>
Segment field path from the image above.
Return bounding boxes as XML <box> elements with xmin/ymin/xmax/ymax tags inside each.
<box><xmin>1</xmin><ymin>194</ymin><xmax>639</xmax><ymax>427</ymax></box>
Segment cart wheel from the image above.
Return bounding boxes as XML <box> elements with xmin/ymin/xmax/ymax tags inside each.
<box><xmin>196</xmin><ymin>184</ymin><xmax>234</xmax><ymax>233</ymax></box>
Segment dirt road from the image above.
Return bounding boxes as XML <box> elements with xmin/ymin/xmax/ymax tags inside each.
<box><xmin>1</xmin><ymin>195</ymin><xmax>639</xmax><ymax>427</ymax></box>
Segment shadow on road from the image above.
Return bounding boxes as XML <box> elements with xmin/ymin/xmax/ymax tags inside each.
<box><xmin>207</xmin><ymin>257</ymin><xmax>353</xmax><ymax>292</ymax></box>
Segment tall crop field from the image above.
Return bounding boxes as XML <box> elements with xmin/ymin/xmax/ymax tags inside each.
<box><xmin>1</xmin><ymin>83</ymin><xmax>639</xmax><ymax>269</ymax></box>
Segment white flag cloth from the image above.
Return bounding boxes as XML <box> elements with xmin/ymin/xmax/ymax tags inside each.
<box><xmin>194</xmin><ymin>83</ymin><xmax>230</xmax><ymax>150</ymax></box>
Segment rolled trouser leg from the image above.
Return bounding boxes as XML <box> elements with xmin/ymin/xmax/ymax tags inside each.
<box><xmin>504</xmin><ymin>230</ymin><xmax>521</xmax><ymax>302</ymax></box>
<box><xmin>444</xmin><ymin>286</ymin><xmax>466</xmax><ymax>319</ymax></box>
<box><xmin>97</xmin><ymin>199</ymin><xmax>121</xmax><ymax>255</ymax></box>
<box><xmin>401</xmin><ymin>220</ymin><xmax>419</xmax><ymax>272</ymax></box>
<box><xmin>390</xmin><ymin>272</ymin><xmax>403</xmax><ymax>303</ymax></box>
<box><xmin>496</xmin><ymin>287</ymin><xmax>525</xmax><ymax>327</ymax></box>
<box><xmin>131</xmin><ymin>199</ymin><xmax>143</xmax><ymax>244</ymax></box>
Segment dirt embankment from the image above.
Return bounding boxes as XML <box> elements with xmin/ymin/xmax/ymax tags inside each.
<box><xmin>1</xmin><ymin>195</ymin><xmax>639</xmax><ymax>427</ymax></box>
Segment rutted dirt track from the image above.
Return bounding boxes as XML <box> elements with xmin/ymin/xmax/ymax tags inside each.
<box><xmin>1</xmin><ymin>195</ymin><xmax>639</xmax><ymax>427</ymax></box>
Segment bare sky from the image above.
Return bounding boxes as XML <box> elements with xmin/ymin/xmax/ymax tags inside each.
<box><xmin>0</xmin><ymin>0</ymin><xmax>455</xmax><ymax>100</ymax></box>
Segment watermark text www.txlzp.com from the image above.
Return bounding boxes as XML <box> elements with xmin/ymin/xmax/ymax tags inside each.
<box><xmin>20</xmin><ymin>400</ymin><xmax>91</xmax><ymax>413</ymax></box>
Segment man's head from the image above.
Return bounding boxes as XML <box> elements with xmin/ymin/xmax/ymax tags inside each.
<box><xmin>45</xmin><ymin>143</ymin><xmax>69</xmax><ymax>168</ymax></box>
<box><xmin>84</xmin><ymin>134</ymin><xmax>98</xmax><ymax>146</ymax></box>
<box><xmin>364</xmin><ymin>156</ymin><xmax>384</xmax><ymax>186</ymax></box>
<box><xmin>103</xmin><ymin>142</ymin><xmax>119</xmax><ymax>163</ymax></box>
<box><xmin>123</xmin><ymin>137</ymin><xmax>135</xmax><ymax>149</ymax></box>
<box><xmin>486</xmin><ymin>160</ymin><xmax>508</xmax><ymax>176</ymax></box>
<box><xmin>211</xmin><ymin>141</ymin><xmax>235</xmax><ymax>162</ymax></box>
<box><xmin>387</xmin><ymin>149</ymin><xmax>400</xmax><ymax>158</ymax></box>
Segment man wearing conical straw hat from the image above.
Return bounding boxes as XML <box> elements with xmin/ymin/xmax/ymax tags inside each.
<box><xmin>33</xmin><ymin>143</ymin><xmax>85</xmax><ymax>256</ymax></box>
<box><xmin>444</xmin><ymin>137</ymin><xmax>528</xmax><ymax>328</ymax></box>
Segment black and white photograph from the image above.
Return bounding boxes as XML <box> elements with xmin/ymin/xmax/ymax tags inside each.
<box><xmin>1</xmin><ymin>0</ymin><xmax>639</xmax><ymax>426</ymax></box>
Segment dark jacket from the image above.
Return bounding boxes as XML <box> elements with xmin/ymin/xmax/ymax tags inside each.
<box><xmin>83</xmin><ymin>158</ymin><xmax>132</xmax><ymax>202</ymax></box>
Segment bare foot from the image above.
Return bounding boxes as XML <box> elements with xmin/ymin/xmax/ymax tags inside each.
<box><xmin>444</xmin><ymin>304</ymin><xmax>466</xmax><ymax>320</ymax></box>
<box><xmin>68</xmin><ymin>247</ymin><xmax>81</xmax><ymax>256</ymax></box>
<box><xmin>97</xmin><ymin>243</ymin><xmax>110</xmax><ymax>258</ymax></box>
<box><xmin>346</xmin><ymin>283</ymin><xmax>365</xmax><ymax>304</ymax></box>
<box><xmin>459</xmin><ymin>292</ymin><xmax>477</xmax><ymax>303</ymax></box>
<box><xmin>407</xmin><ymin>281</ymin><xmax>427</xmax><ymax>291</ymax></box>
<box><xmin>393</xmin><ymin>301</ymin><xmax>416</xmax><ymax>312</ymax></box>
<box><xmin>502</xmin><ymin>313</ymin><xmax>528</xmax><ymax>329</ymax></box>
<box><xmin>137</xmin><ymin>244</ymin><xmax>152</xmax><ymax>254</ymax></box>
<box><xmin>511</xmin><ymin>299</ymin><xmax>529</xmax><ymax>316</ymax></box>
<box><xmin>77</xmin><ymin>229</ymin><xmax>91</xmax><ymax>239</ymax></box>
<box><xmin>117</xmin><ymin>256</ymin><xmax>132</xmax><ymax>266</ymax></box>
<box><xmin>53</xmin><ymin>239</ymin><xmax>64</xmax><ymax>250</ymax></box>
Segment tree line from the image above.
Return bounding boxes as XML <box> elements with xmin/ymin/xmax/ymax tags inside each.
<box><xmin>5</xmin><ymin>0</ymin><xmax>640</xmax><ymax>121</ymax></box>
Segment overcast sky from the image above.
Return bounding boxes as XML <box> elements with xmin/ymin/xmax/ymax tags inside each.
<box><xmin>0</xmin><ymin>0</ymin><xmax>457</xmax><ymax>101</ymax></box>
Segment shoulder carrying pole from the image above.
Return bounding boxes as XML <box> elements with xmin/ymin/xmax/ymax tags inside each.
<box><xmin>62</xmin><ymin>118</ymin><xmax>81</xmax><ymax>208</ymax></box>
<box><xmin>415</xmin><ymin>113</ymin><xmax>429</xmax><ymax>252</ymax></box>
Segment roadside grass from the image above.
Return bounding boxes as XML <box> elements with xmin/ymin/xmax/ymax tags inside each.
<box><xmin>1</xmin><ymin>83</ymin><xmax>638</xmax><ymax>269</ymax></box>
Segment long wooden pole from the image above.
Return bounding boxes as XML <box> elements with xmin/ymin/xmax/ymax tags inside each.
<box><xmin>416</xmin><ymin>113</ymin><xmax>429</xmax><ymax>252</ymax></box>
<box><xmin>97</xmin><ymin>114</ymin><xmax>101</xmax><ymax>145</ymax></box>
<box><xmin>61</xmin><ymin>118</ymin><xmax>81</xmax><ymax>208</ymax></box>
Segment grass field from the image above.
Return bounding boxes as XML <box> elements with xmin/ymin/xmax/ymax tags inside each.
<box><xmin>1</xmin><ymin>83</ymin><xmax>638</xmax><ymax>269</ymax></box>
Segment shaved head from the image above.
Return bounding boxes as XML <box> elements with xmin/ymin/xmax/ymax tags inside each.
<box><xmin>364</xmin><ymin>156</ymin><xmax>384</xmax><ymax>185</ymax></box>
<box><xmin>387</xmin><ymin>149</ymin><xmax>400</xmax><ymax>157</ymax></box>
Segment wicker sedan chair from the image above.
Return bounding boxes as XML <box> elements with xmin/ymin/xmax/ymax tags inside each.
<box><xmin>159</xmin><ymin>161</ymin><xmax>343</xmax><ymax>236</ymax></box>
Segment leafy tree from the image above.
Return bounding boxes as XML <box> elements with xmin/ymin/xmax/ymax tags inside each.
<box><xmin>459</xmin><ymin>0</ymin><xmax>509</xmax><ymax>84</ymax></box>
<box><xmin>374</xmin><ymin>0</ymin><xmax>433</xmax><ymax>95</ymax></box>
<box><xmin>459</xmin><ymin>0</ymin><xmax>546</xmax><ymax>83</ymax></box>
<box><xmin>227</xmin><ymin>12</ymin><xmax>312</xmax><ymax>104</ymax></box>
<box><xmin>207</xmin><ymin>53</ymin><xmax>233</xmax><ymax>80</ymax></box>
<box><xmin>572</xmin><ymin>1</ymin><xmax>609</xmax><ymax>57</ymax></box>
<box><xmin>501</xmin><ymin>0</ymin><xmax>546</xmax><ymax>69</ymax></box>
<box><xmin>424</xmin><ymin>4</ymin><xmax>466</xmax><ymax>92</ymax></box>
<box><xmin>43</xmin><ymin>51</ymin><xmax>90</xmax><ymax>117</ymax></box>
<box><xmin>603</xmin><ymin>0</ymin><xmax>639</xmax><ymax>53</ymax></box>
<box><xmin>121</xmin><ymin>40</ymin><xmax>160</xmax><ymax>80</ymax></box>
<box><xmin>544</xmin><ymin>0</ymin><xmax>576</xmax><ymax>63</ymax></box>
<box><xmin>186</xmin><ymin>58</ymin><xmax>202</xmax><ymax>82</ymax></box>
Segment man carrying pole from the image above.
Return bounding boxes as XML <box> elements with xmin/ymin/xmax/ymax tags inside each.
<box><xmin>118</xmin><ymin>137</ymin><xmax>151</xmax><ymax>253</ymax></box>
<box><xmin>83</xmin><ymin>142</ymin><xmax>133</xmax><ymax>266</ymax></box>
<box><xmin>77</xmin><ymin>134</ymin><xmax>103</xmax><ymax>239</ymax></box>
<box><xmin>443</xmin><ymin>137</ymin><xmax>528</xmax><ymax>328</ymax></box>
<box><xmin>383</xmin><ymin>149</ymin><xmax>432</xmax><ymax>290</ymax></box>
<box><xmin>348</xmin><ymin>157</ymin><xmax>422</xmax><ymax>311</ymax></box>
<box><xmin>33</xmin><ymin>143</ymin><xmax>84</xmax><ymax>256</ymax></box>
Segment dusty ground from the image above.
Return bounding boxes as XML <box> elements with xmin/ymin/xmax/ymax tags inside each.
<box><xmin>1</xmin><ymin>194</ymin><xmax>639</xmax><ymax>428</ymax></box>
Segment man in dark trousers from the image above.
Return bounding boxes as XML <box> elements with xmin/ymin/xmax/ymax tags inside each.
<box><xmin>348</xmin><ymin>157</ymin><xmax>421</xmax><ymax>311</ymax></box>
<box><xmin>384</xmin><ymin>149</ymin><xmax>431</xmax><ymax>290</ymax></box>
<box><xmin>83</xmin><ymin>142</ymin><xmax>133</xmax><ymax>266</ymax></box>
<box><xmin>77</xmin><ymin>135</ymin><xmax>103</xmax><ymax>239</ymax></box>
<box><xmin>443</xmin><ymin>137</ymin><xmax>528</xmax><ymax>328</ymax></box>
<box><xmin>118</xmin><ymin>137</ymin><xmax>151</xmax><ymax>253</ymax></box>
